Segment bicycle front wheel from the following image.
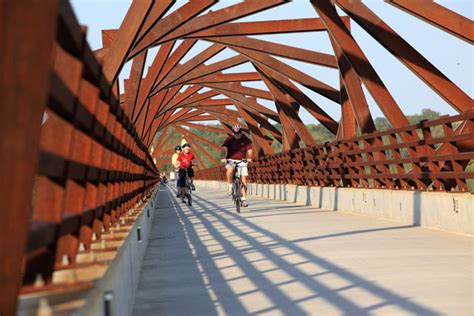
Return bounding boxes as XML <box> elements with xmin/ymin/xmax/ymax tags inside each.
<box><xmin>187</xmin><ymin>193</ymin><xmax>192</xmax><ymax>206</ymax></box>
<box><xmin>234</xmin><ymin>180</ymin><xmax>241</xmax><ymax>213</ymax></box>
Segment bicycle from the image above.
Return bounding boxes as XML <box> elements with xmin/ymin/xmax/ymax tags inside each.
<box><xmin>228</xmin><ymin>159</ymin><xmax>247</xmax><ymax>213</ymax></box>
<box><xmin>179</xmin><ymin>168</ymin><xmax>193</xmax><ymax>206</ymax></box>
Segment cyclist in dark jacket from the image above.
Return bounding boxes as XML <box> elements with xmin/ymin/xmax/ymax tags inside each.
<box><xmin>220</xmin><ymin>125</ymin><xmax>253</xmax><ymax>207</ymax></box>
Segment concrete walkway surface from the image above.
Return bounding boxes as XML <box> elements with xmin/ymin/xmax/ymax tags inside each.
<box><xmin>133</xmin><ymin>184</ymin><xmax>473</xmax><ymax>316</ymax></box>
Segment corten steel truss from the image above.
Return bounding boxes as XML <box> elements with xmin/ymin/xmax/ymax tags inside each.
<box><xmin>0</xmin><ymin>0</ymin><xmax>473</xmax><ymax>314</ymax></box>
<box><xmin>1</xmin><ymin>2</ymin><xmax>159</xmax><ymax>315</ymax></box>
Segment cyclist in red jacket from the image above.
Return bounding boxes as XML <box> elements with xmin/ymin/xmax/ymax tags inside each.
<box><xmin>176</xmin><ymin>143</ymin><xmax>197</xmax><ymax>199</ymax></box>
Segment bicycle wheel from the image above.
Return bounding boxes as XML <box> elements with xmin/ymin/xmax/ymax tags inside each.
<box><xmin>187</xmin><ymin>193</ymin><xmax>192</xmax><ymax>206</ymax></box>
<box><xmin>234</xmin><ymin>179</ymin><xmax>241</xmax><ymax>213</ymax></box>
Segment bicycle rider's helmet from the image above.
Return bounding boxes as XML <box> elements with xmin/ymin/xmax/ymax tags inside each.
<box><xmin>232</xmin><ymin>125</ymin><xmax>242</xmax><ymax>133</ymax></box>
<box><xmin>175</xmin><ymin>145</ymin><xmax>181</xmax><ymax>151</ymax></box>
<box><xmin>182</xmin><ymin>143</ymin><xmax>191</xmax><ymax>148</ymax></box>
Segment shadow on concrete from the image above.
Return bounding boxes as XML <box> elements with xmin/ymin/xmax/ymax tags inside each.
<box><xmin>148</xmin><ymin>186</ymin><xmax>441</xmax><ymax>316</ymax></box>
<box><xmin>413</xmin><ymin>191</ymin><xmax>422</xmax><ymax>226</ymax></box>
<box><xmin>244</xmin><ymin>209</ymin><xmax>334</xmax><ymax>220</ymax></box>
<box><xmin>288</xmin><ymin>224</ymin><xmax>415</xmax><ymax>244</ymax></box>
<box><xmin>132</xmin><ymin>189</ymin><xmax>219</xmax><ymax>316</ymax></box>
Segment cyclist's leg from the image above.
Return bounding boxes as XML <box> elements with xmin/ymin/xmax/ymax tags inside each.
<box><xmin>178</xmin><ymin>169</ymin><xmax>186</xmax><ymax>197</ymax></box>
<box><xmin>241</xmin><ymin>175</ymin><xmax>248</xmax><ymax>198</ymax></box>
<box><xmin>175</xmin><ymin>170</ymin><xmax>180</xmax><ymax>197</ymax></box>
<box><xmin>225</xmin><ymin>163</ymin><xmax>234</xmax><ymax>194</ymax></box>
<box><xmin>241</xmin><ymin>165</ymin><xmax>249</xmax><ymax>206</ymax></box>
<box><xmin>188</xmin><ymin>167</ymin><xmax>195</xmax><ymax>190</ymax></box>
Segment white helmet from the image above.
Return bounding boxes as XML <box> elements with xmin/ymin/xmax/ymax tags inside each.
<box><xmin>232</xmin><ymin>125</ymin><xmax>242</xmax><ymax>133</ymax></box>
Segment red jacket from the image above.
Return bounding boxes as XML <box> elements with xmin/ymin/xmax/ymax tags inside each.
<box><xmin>177</xmin><ymin>152</ymin><xmax>194</xmax><ymax>169</ymax></box>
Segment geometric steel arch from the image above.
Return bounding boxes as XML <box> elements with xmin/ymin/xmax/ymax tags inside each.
<box><xmin>96</xmin><ymin>0</ymin><xmax>472</xmax><ymax>166</ymax></box>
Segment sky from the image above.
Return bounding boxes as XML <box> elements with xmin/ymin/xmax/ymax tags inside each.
<box><xmin>70</xmin><ymin>0</ymin><xmax>473</xmax><ymax>125</ymax></box>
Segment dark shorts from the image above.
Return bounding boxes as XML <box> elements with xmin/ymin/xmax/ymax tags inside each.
<box><xmin>178</xmin><ymin>167</ymin><xmax>194</xmax><ymax>188</ymax></box>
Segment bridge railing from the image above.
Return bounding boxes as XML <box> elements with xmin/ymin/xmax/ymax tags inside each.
<box><xmin>25</xmin><ymin>1</ymin><xmax>160</xmax><ymax>285</ymax></box>
<box><xmin>1</xmin><ymin>2</ymin><xmax>159</xmax><ymax>314</ymax></box>
<box><xmin>195</xmin><ymin>111</ymin><xmax>474</xmax><ymax>193</ymax></box>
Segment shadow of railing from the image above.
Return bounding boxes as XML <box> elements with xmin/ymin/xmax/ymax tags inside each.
<box><xmin>162</xmin><ymin>186</ymin><xmax>441</xmax><ymax>315</ymax></box>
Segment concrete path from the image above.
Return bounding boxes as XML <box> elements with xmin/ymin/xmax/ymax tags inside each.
<box><xmin>133</xmin><ymin>184</ymin><xmax>473</xmax><ymax>316</ymax></box>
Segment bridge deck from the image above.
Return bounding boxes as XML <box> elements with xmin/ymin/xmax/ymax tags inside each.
<box><xmin>133</xmin><ymin>185</ymin><xmax>472</xmax><ymax>316</ymax></box>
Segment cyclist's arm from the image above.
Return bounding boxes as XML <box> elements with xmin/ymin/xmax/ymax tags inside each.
<box><xmin>246</xmin><ymin>148</ymin><xmax>253</xmax><ymax>162</ymax></box>
<box><xmin>173</xmin><ymin>159</ymin><xmax>180</xmax><ymax>169</ymax></box>
<box><xmin>220</xmin><ymin>146</ymin><xmax>228</xmax><ymax>163</ymax></box>
<box><xmin>174</xmin><ymin>155</ymin><xmax>182</xmax><ymax>169</ymax></box>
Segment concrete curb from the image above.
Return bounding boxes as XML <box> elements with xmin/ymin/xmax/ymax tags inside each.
<box><xmin>77</xmin><ymin>188</ymin><xmax>160</xmax><ymax>316</ymax></box>
<box><xmin>195</xmin><ymin>180</ymin><xmax>473</xmax><ymax>236</ymax></box>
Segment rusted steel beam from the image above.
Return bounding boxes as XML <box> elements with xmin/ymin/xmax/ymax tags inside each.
<box><xmin>151</xmin><ymin>39</ymin><xmax>197</xmax><ymax>93</ymax></box>
<box><xmin>141</xmin><ymin>88</ymin><xmax>177</xmax><ymax>142</ymax></box>
<box><xmin>339</xmin><ymin>76</ymin><xmax>358</xmax><ymax>139</ymax></box>
<box><xmin>228</xmin><ymin>45</ymin><xmax>340</xmax><ymax>103</ymax></box>
<box><xmin>99</xmin><ymin>0</ymin><xmax>175</xmax><ymax>53</ymax></box>
<box><xmin>187</xmin><ymin>72</ymin><xmax>261</xmax><ymax>84</ymax></box>
<box><xmin>154</xmin><ymin>128</ymin><xmax>178</xmax><ymax>157</ymax></box>
<box><xmin>141</xmin><ymin>91</ymin><xmax>169</xmax><ymax>139</ymax></box>
<box><xmin>164</xmin><ymin>85</ymin><xmax>203</xmax><ymax>113</ymax></box>
<box><xmin>159</xmin><ymin>105</ymin><xmax>241</xmax><ymax>135</ymax></box>
<box><xmin>186</xmin><ymin>99</ymin><xmax>234</xmax><ymax>107</ymax></box>
<box><xmin>134</xmin><ymin>41</ymin><xmax>175</xmax><ymax>121</ymax></box>
<box><xmin>135</xmin><ymin>97</ymin><xmax>151</xmax><ymax>139</ymax></box>
<box><xmin>147</xmin><ymin>110</ymin><xmax>180</xmax><ymax>147</ymax></box>
<box><xmin>190</xmin><ymin>109</ymin><xmax>243</xmax><ymax>128</ymax></box>
<box><xmin>153</xmin><ymin>85</ymin><xmax>183</xmax><ymax>118</ymax></box>
<box><xmin>171</xmin><ymin>55</ymin><xmax>249</xmax><ymax>88</ymax></box>
<box><xmin>311</xmin><ymin>0</ymin><xmax>410</xmax><ymax>128</ymax></box>
<box><xmin>256</xmin><ymin>67</ymin><xmax>316</xmax><ymax>147</ymax></box>
<box><xmin>152</xmin><ymin>86</ymin><xmax>212</xmax><ymax>123</ymax></box>
<box><xmin>151</xmin><ymin>126</ymin><xmax>171</xmax><ymax>157</ymax></box>
<box><xmin>278</xmin><ymin>108</ymin><xmax>300</xmax><ymax>151</ymax></box>
<box><xmin>253</xmin><ymin>63</ymin><xmax>339</xmax><ymax>134</ymax></box>
<box><xmin>163</xmin><ymin>109</ymin><xmax>205</xmax><ymax>129</ymax></box>
<box><xmin>102</xmin><ymin>0</ymin><xmax>153</xmax><ymax>83</ymax></box>
<box><xmin>208</xmin><ymin>87</ymin><xmax>281</xmax><ymax>123</ymax></box>
<box><xmin>187</xmin><ymin>17</ymin><xmax>349</xmax><ymax>38</ymax></box>
<box><xmin>199</xmin><ymin>106</ymin><xmax>241</xmax><ymax>118</ymax></box>
<box><xmin>189</xmin><ymin>137</ymin><xmax>221</xmax><ymax>167</ymax></box>
<box><xmin>135</xmin><ymin>1</ymin><xmax>175</xmax><ymax>44</ymax></box>
<box><xmin>124</xmin><ymin>51</ymin><xmax>147</xmax><ymax>118</ymax></box>
<box><xmin>131</xmin><ymin>0</ymin><xmax>216</xmax><ymax>57</ymax></box>
<box><xmin>387</xmin><ymin>0</ymin><xmax>474</xmax><ymax>43</ymax></box>
<box><xmin>159</xmin><ymin>0</ymin><xmax>287</xmax><ymax>43</ymax></box>
<box><xmin>244</xmin><ymin>108</ymin><xmax>283</xmax><ymax>144</ymax></box>
<box><xmin>173</xmin><ymin>125</ymin><xmax>222</xmax><ymax>151</ymax></box>
<box><xmin>174</xmin><ymin>114</ymin><xmax>216</xmax><ymax>123</ymax></box>
<box><xmin>157</xmin><ymin>43</ymin><xmax>226</xmax><ymax>90</ymax></box>
<box><xmin>101</xmin><ymin>29</ymin><xmax>116</xmax><ymax>48</ymax></box>
<box><xmin>181</xmin><ymin>122</ymin><xmax>226</xmax><ymax>134</ymax></box>
<box><xmin>203</xmin><ymin>82</ymin><xmax>274</xmax><ymax>100</ymax></box>
<box><xmin>0</xmin><ymin>1</ymin><xmax>59</xmax><ymax>314</ymax></box>
<box><xmin>206</xmin><ymin>36</ymin><xmax>338</xmax><ymax>68</ymax></box>
<box><xmin>336</xmin><ymin>0</ymin><xmax>473</xmax><ymax>113</ymax></box>
<box><xmin>235</xmin><ymin>105</ymin><xmax>274</xmax><ymax>155</ymax></box>
<box><xmin>328</xmin><ymin>33</ymin><xmax>375</xmax><ymax>134</ymax></box>
<box><xmin>158</xmin><ymin>90</ymin><xmax>218</xmax><ymax>113</ymax></box>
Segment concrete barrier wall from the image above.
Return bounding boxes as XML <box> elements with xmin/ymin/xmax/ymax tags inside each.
<box><xmin>195</xmin><ymin>180</ymin><xmax>473</xmax><ymax>236</ymax></box>
<box><xmin>78</xmin><ymin>189</ymin><xmax>159</xmax><ymax>316</ymax></box>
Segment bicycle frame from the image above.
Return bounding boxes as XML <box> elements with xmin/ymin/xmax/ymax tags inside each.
<box><xmin>179</xmin><ymin>167</ymin><xmax>193</xmax><ymax>206</ymax></box>
<box><xmin>228</xmin><ymin>160</ymin><xmax>247</xmax><ymax>213</ymax></box>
